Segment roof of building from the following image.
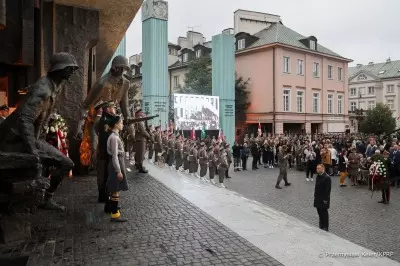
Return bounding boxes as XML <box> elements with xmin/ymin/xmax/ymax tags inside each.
<box><xmin>242</xmin><ymin>22</ymin><xmax>349</xmax><ymax>60</ymax></box>
<box><xmin>348</xmin><ymin>59</ymin><xmax>400</xmax><ymax>80</ymax></box>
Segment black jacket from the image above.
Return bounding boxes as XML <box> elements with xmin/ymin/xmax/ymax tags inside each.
<box><xmin>314</xmin><ymin>172</ymin><xmax>331</xmax><ymax>209</ymax></box>
<box><xmin>232</xmin><ymin>145</ymin><xmax>242</xmax><ymax>158</ymax></box>
<box><xmin>338</xmin><ymin>155</ymin><xmax>347</xmax><ymax>172</ymax></box>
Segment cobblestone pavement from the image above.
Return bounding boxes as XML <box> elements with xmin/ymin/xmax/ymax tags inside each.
<box><xmin>0</xmin><ymin>170</ymin><xmax>282</xmax><ymax>266</ymax></box>
<box><xmin>224</xmin><ymin>159</ymin><xmax>400</xmax><ymax>262</ymax></box>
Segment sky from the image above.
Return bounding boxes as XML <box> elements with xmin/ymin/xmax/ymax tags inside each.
<box><xmin>125</xmin><ymin>0</ymin><xmax>400</xmax><ymax>66</ymax></box>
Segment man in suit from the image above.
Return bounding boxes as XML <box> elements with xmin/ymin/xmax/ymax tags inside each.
<box><xmin>314</xmin><ymin>164</ymin><xmax>332</xmax><ymax>231</ymax></box>
<box><xmin>0</xmin><ymin>105</ymin><xmax>9</xmax><ymax>124</ymax></box>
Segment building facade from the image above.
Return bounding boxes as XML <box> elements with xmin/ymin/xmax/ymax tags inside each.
<box><xmin>234</xmin><ymin>10</ymin><xmax>352</xmax><ymax>134</ymax></box>
<box><xmin>348</xmin><ymin>59</ymin><xmax>400</xmax><ymax>132</ymax></box>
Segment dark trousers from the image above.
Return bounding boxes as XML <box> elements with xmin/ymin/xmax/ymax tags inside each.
<box><xmin>225</xmin><ymin>163</ymin><xmax>231</xmax><ymax>177</ymax></box>
<box><xmin>252</xmin><ymin>156</ymin><xmax>258</xmax><ymax>169</ymax></box>
<box><xmin>241</xmin><ymin>157</ymin><xmax>248</xmax><ymax>170</ymax></box>
<box><xmin>306</xmin><ymin>160</ymin><xmax>315</xmax><ymax>178</ymax></box>
<box><xmin>266</xmin><ymin>151</ymin><xmax>274</xmax><ymax>165</ymax></box>
<box><xmin>382</xmin><ymin>187</ymin><xmax>391</xmax><ymax>202</ymax></box>
<box><xmin>317</xmin><ymin>208</ymin><xmax>329</xmax><ymax>231</ymax></box>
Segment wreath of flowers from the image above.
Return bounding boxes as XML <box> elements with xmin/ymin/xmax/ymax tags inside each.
<box><xmin>369</xmin><ymin>157</ymin><xmax>387</xmax><ymax>177</ymax></box>
<box><xmin>48</xmin><ymin>114</ymin><xmax>68</xmax><ymax>137</ymax></box>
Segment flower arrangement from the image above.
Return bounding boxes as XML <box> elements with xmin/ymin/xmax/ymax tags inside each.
<box><xmin>369</xmin><ymin>155</ymin><xmax>387</xmax><ymax>190</ymax></box>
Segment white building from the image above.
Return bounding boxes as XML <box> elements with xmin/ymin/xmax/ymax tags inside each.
<box><xmin>348</xmin><ymin>58</ymin><xmax>400</xmax><ymax>131</ymax></box>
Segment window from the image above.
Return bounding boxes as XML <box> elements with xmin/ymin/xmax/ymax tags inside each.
<box><xmin>359</xmin><ymin>87</ymin><xmax>365</xmax><ymax>95</ymax></box>
<box><xmin>183</xmin><ymin>53</ymin><xmax>189</xmax><ymax>62</ymax></box>
<box><xmin>368</xmin><ymin>100</ymin><xmax>375</xmax><ymax>110</ymax></box>
<box><xmin>238</xmin><ymin>39</ymin><xmax>245</xmax><ymax>50</ymax></box>
<box><xmin>297</xmin><ymin>60</ymin><xmax>304</xmax><ymax>75</ymax></box>
<box><xmin>387</xmin><ymin>99</ymin><xmax>394</xmax><ymax>110</ymax></box>
<box><xmin>139</xmin><ymin>66</ymin><xmax>142</xmax><ymax>74</ymax></box>
<box><xmin>337</xmin><ymin>95</ymin><xmax>343</xmax><ymax>114</ymax></box>
<box><xmin>387</xmin><ymin>84</ymin><xmax>394</xmax><ymax>93</ymax></box>
<box><xmin>313</xmin><ymin>62</ymin><xmax>319</xmax><ymax>77</ymax></box>
<box><xmin>328</xmin><ymin>65</ymin><xmax>333</xmax><ymax>79</ymax></box>
<box><xmin>350</xmin><ymin>88</ymin><xmax>356</xmax><ymax>96</ymax></box>
<box><xmin>338</xmin><ymin>67</ymin><xmax>343</xmax><ymax>81</ymax></box>
<box><xmin>312</xmin><ymin>93</ymin><xmax>320</xmax><ymax>113</ymax></box>
<box><xmin>310</xmin><ymin>40</ymin><xmax>316</xmax><ymax>50</ymax></box>
<box><xmin>196</xmin><ymin>49</ymin><xmax>201</xmax><ymax>58</ymax></box>
<box><xmin>173</xmin><ymin>76</ymin><xmax>179</xmax><ymax>88</ymax></box>
<box><xmin>368</xmin><ymin>86</ymin><xmax>375</xmax><ymax>95</ymax></box>
<box><xmin>327</xmin><ymin>94</ymin><xmax>334</xmax><ymax>114</ymax></box>
<box><xmin>283</xmin><ymin>57</ymin><xmax>290</xmax><ymax>73</ymax></box>
<box><xmin>296</xmin><ymin>91</ymin><xmax>304</xmax><ymax>113</ymax></box>
<box><xmin>350</xmin><ymin>102</ymin><xmax>357</xmax><ymax>112</ymax></box>
<box><xmin>359</xmin><ymin>101</ymin><xmax>365</xmax><ymax>110</ymax></box>
<box><xmin>283</xmin><ymin>89</ymin><xmax>290</xmax><ymax>112</ymax></box>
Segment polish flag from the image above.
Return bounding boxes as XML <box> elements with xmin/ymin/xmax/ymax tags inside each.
<box><xmin>218</xmin><ymin>129</ymin><xmax>225</xmax><ymax>141</ymax></box>
<box><xmin>190</xmin><ymin>128</ymin><xmax>196</xmax><ymax>140</ymax></box>
<box><xmin>258</xmin><ymin>119</ymin><xmax>262</xmax><ymax>136</ymax></box>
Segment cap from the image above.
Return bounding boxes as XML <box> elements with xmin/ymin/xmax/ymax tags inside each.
<box><xmin>107</xmin><ymin>115</ymin><xmax>122</xmax><ymax>128</ymax></box>
<box><xmin>49</xmin><ymin>52</ymin><xmax>79</xmax><ymax>73</ymax></box>
<box><xmin>0</xmin><ymin>104</ymin><xmax>9</xmax><ymax>111</ymax></box>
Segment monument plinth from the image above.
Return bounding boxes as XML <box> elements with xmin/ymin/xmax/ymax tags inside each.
<box><xmin>141</xmin><ymin>0</ymin><xmax>169</xmax><ymax>126</ymax></box>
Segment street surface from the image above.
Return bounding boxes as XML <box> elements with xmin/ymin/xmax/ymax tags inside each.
<box><xmin>0</xmin><ymin>170</ymin><xmax>282</xmax><ymax>266</ymax></box>
<box><xmin>223</xmin><ymin>158</ymin><xmax>400</xmax><ymax>262</ymax></box>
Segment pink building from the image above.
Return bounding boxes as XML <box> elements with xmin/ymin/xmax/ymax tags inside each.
<box><xmin>234</xmin><ymin>11</ymin><xmax>352</xmax><ymax>134</ymax></box>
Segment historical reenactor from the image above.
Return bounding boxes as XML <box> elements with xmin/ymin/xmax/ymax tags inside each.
<box><xmin>198</xmin><ymin>142</ymin><xmax>209</xmax><ymax>181</ymax></box>
<box><xmin>0</xmin><ymin>52</ymin><xmax>78</xmax><ymax>210</ymax></box>
<box><xmin>182</xmin><ymin>139</ymin><xmax>190</xmax><ymax>173</ymax></box>
<box><xmin>134</xmin><ymin>103</ymin><xmax>151</xmax><ymax>173</ymax></box>
<box><xmin>0</xmin><ymin>104</ymin><xmax>9</xmax><ymax>124</ymax></box>
<box><xmin>167</xmin><ymin>132</ymin><xmax>175</xmax><ymax>168</ymax></box>
<box><xmin>208</xmin><ymin>146</ymin><xmax>217</xmax><ymax>184</ymax></box>
<box><xmin>275</xmin><ymin>145</ymin><xmax>292</xmax><ymax>189</ymax></box>
<box><xmin>106</xmin><ymin>115</ymin><xmax>129</xmax><ymax>222</ymax></box>
<box><xmin>243</xmin><ymin>134</ymin><xmax>249</xmax><ymax>145</ymax></box>
<box><xmin>153</xmin><ymin>126</ymin><xmax>162</xmax><ymax>163</ymax></box>
<box><xmin>95</xmin><ymin>101</ymin><xmax>116</xmax><ymax>206</ymax></box>
<box><xmin>250</xmin><ymin>133</ymin><xmax>255</xmax><ymax>143</ymax></box>
<box><xmin>314</xmin><ymin>164</ymin><xmax>331</xmax><ymax>231</ymax></box>
<box><xmin>189</xmin><ymin>141</ymin><xmax>198</xmax><ymax>177</ymax></box>
<box><xmin>225</xmin><ymin>143</ymin><xmax>232</xmax><ymax>178</ymax></box>
<box><xmin>147</xmin><ymin>124</ymin><xmax>155</xmax><ymax>162</ymax></box>
<box><xmin>175</xmin><ymin>135</ymin><xmax>183</xmax><ymax>171</ymax></box>
<box><xmin>217</xmin><ymin>146</ymin><xmax>228</xmax><ymax>188</ymax></box>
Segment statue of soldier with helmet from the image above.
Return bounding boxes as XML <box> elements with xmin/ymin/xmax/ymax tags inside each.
<box><xmin>0</xmin><ymin>52</ymin><xmax>79</xmax><ymax>211</ymax></box>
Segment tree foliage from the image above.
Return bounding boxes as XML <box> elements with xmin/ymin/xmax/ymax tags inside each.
<box><xmin>235</xmin><ymin>74</ymin><xmax>251</xmax><ymax>122</ymax></box>
<box><xmin>128</xmin><ymin>83</ymin><xmax>141</xmax><ymax>111</ymax></box>
<box><xmin>183</xmin><ymin>56</ymin><xmax>212</xmax><ymax>95</ymax></box>
<box><xmin>359</xmin><ymin>102</ymin><xmax>396</xmax><ymax>135</ymax></box>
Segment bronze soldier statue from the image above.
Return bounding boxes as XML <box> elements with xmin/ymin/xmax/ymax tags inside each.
<box><xmin>198</xmin><ymin>142</ymin><xmax>208</xmax><ymax>182</ymax></box>
<box><xmin>134</xmin><ymin>103</ymin><xmax>151</xmax><ymax>173</ymax></box>
<box><xmin>0</xmin><ymin>52</ymin><xmax>78</xmax><ymax>210</ymax></box>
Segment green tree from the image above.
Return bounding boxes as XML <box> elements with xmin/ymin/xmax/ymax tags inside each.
<box><xmin>359</xmin><ymin>102</ymin><xmax>396</xmax><ymax>134</ymax></box>
<box><xmin>235</xmin><ymin>74</ymin><xmax>251</xmax><ymax>122</ymax></box>
<box><xmin>183</xmin><ymin>56</ymin><xmax>212</xmax><ymax>95</ymax></box>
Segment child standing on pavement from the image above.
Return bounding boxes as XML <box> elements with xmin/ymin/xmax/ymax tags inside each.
<box><xmin>106</xmin><ymin>115</ymin><xmax>129</xmax><ymax>222</ymax></box>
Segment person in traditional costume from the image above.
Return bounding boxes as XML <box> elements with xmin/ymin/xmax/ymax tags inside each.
<box><xmin>106</xmin><ymin>115</ymin><xmax>129</xmax><ymax>222</ymax></box>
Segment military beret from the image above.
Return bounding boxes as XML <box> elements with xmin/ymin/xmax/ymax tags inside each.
<box><xmin>0</xmin><ymin>105</ymin><xmax>9</xmax><ymax>111</ymax></box>
<box><xmin>107</xmin><ymin>115</ymin><xmax>122</xmax><ymax>128</ymax></box>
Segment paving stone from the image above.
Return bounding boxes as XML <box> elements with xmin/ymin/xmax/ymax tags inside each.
<box><xmin>225</xmin><ymin>158</ymin><xmax>400</xmax><ymax>262</ymax></box>
<box><xmin>0</xmin><ymin>168</ymin><xmax>282</xmax><ymax>266</ymax></box>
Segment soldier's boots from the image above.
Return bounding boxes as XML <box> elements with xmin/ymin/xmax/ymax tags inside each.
<box><xmin>138</xmin><ymin>164</ymin><xmax>148</xmax><ymax>174</ymax></box>
<box><xmin>40</xmin><ymin>198</ymin><xmax>66</xmax><ymax>211</ymax></box>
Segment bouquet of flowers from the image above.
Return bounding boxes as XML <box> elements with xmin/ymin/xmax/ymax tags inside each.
<box><xmin>369</xmin><ymin>156</ymin><xmax>387</xmax><ymax>190</ymax></box>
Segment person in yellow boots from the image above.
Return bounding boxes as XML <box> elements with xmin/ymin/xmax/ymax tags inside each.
<box><xmin>106</xmin><ymin>115</ymin><xmax>129</xmax><ymax>222</ymax></box>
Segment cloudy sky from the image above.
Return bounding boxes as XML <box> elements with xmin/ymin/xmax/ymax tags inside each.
<box><xmin>126</xmin><ymin>0</ymin><xmax>399</xmax><ymax>66</ymax></box>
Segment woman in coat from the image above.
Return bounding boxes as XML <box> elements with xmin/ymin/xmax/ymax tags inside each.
<box><xmin>338</xmin><ymin>149</ymin><xmax>348</xmax><ymax>187</ymax></box>
<box><xmin>106</xmin><ymin>115</ymin><xmax>129</xmax><ymax>222</ymax></box>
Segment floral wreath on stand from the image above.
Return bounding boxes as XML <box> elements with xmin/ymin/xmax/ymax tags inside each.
<box><xmin>369</xmin><ymin>155</ymin><xmax>387</xmax><ymax>191</ymax></box>
<box><xmin>46</xmin><ymin>113</ymin><xmax>72</xmax><ymax>178</ymax></box>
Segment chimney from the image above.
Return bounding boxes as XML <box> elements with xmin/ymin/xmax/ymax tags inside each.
<box><xmin>356</xmin><ymin>64</ymin><xmax>362</xmax><ymax>68</ymax></box>
<box><xmin>368</xmin><ymin>62</ymin><xmax>374</xmax><ymax>65</ymax></box>
<box><xmin>386</xmin><ymin>57</ymin><xmax>391</xmax><ymax>63</ymax></box>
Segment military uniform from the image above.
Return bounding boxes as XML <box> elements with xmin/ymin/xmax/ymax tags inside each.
<box><xmin>134</xmin><ymin>109</ymin><xmax>151</xmax><ymax>173</ymax></box>
<box><xmin>225</xmin><ymin>143</ymin><xmax>232</xmax><ymax>178</ymax></box>
<box><xmin>208</xmin><ymin>147</ymin><xmax>217</xmax><ymax>182</ymax></box>
<box><xmin>148</xmin><ymin>127</ymin><xmax>155</xmax><ymax>160</ymax></box>
<box><xmin>167</xmin><ymin>133</ymin><xmax>175</xmax><ymax>167</ymax></box>
<box><xmin>217</xmin><ymin>147</ymin><xmax>228</xmax><ymax>187</ymax></box>
<box><xmin>183</xmin><ymin>140</ymin><xmax>190</xmax><ymax>172</ymax></box>
<box><xmin>189</xmin><ymin>143</ymin><xmax>198</xmax><ymax>175</ymax></box>
<box><xmin>198</xmin><ymin>143</ymin><xmax>208</xmax><ymax>178</ymax></box>
<box><xmin>275</xmin><ymin>149</ymin><xmax>291</xmax><ymax>189</ymax></box>
<box><xmin>175</xmin><ymin>136</ymin><xmax>183</xmax><ymax>170</ymax></box>
<box><xmin>153</xmin><ymin>127</ymin><xmax>162</xmax><ymax>163</ymax></box>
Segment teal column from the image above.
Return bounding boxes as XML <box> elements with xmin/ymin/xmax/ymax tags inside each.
<box><xmin>212</xmin><ymin>33</ymin><xmax>235</xmax><ymax>145</ymax></box>
<box><xmin>142</xmin><ymin>0</ymin><xmax>169</xmax><ymax>127</ymax></box>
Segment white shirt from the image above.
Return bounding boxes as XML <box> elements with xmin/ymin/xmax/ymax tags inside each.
<box><xmin>329</xmin><ymin>148</ymin><xmax>337</xmax><ymax>160</ymax></box>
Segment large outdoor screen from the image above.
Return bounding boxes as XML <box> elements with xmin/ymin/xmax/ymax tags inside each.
<box><xmin>173</xmin><ymin>93</ymin><xmax>220</xmax><ymax>130</ymax></box>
